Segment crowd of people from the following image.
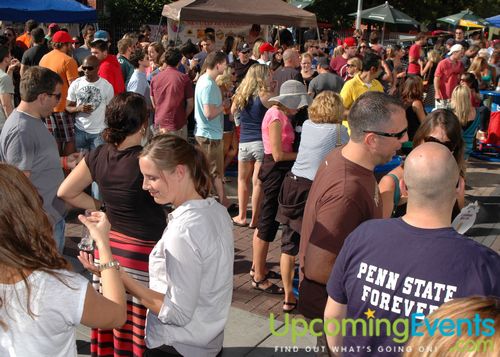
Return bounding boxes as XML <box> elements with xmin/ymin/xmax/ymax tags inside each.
<box><xmin>0</xmin><ymin>19</ymin><xmax>499</xmax><ymax>356</ymax></box>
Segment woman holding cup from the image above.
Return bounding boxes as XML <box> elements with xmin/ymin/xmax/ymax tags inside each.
<box><xmin>58</xmin><ymin>92</ymin><xmax>166</xmax><ymax>356</ymax></box>
<box><xmin>80</xmin><ymin>134</ymin><xmax>234</xmax><ymax>356</ymax></box>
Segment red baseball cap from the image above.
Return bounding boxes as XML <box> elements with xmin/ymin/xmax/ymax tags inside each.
<box><xmin>48</xmin><ymin>23</ymin><xmax>59</xmax><ymax>30</ymax></box>
<box><xmin>259</xmin><ymin>42</ymin><xmax>276</xmax><ymax>54</ymax></box>
<box><xmin>52</xmin><ymin>31</ymin><xmax>76</xmax><ymax>44</ymax></box>
<box><xmin>344</xmin><ymin>37</ymin><xmax>357</xmax><ymax>47</ymax></box>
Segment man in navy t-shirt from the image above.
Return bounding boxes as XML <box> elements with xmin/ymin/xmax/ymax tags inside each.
<box><xmin>324</xmin><ymin>143</ymin><xmax>500</xmax><ymax>355</ymax></box>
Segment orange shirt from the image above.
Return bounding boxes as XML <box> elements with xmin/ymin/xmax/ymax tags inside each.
<box><xmin>16</xmin><ymin>32</ymin><xmax>31</xmax><ymax>50</ymax></box>
<box><xmin>39</xmin><ymin>49</ymin><xmax>79</xmax><ymax>112</ymax></box>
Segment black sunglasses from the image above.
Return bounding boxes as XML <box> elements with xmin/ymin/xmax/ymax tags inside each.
<box><xmin>363</xmin><ymin>127</ymin><xmax>408</xmax><ymax>140</ymax></box>
<box><xmin>47</xmin><ymin>93</ymin><xmax>62</xmax><ymax>101</ymax></box>
<box><xmin>423</xmin><ymin>136</ymin><xmax>455</xmax><ymax>152</ymax></box>
<box><xmin>82</xmin><ymin>66</ymin><xmax>95</xmax><ymax>71</ymax></box>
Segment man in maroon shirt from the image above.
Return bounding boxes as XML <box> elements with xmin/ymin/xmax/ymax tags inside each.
<box><xmin>434</xmin><ymin>44</ymin><xmax>464</xmax><ymax>109</ymax></box>
<box><xmin>150</xmin><ymin>48</ymin><xmax>194</xmax><ymax>139</ymax></box>
<box><xmin>407</xmin><ymin>32</ymin><xmax>426</xmax><ymax>76</ymax></box>
<box><xmin>299</xmin><ymin>92</ymin><xmax>408</xmax><ymax>353</ymax></box>
<box><xmin>329</xmin><ymin>36</ymin><xmax>357</xmax><ymax>80</ymax></box>
<box><xmin>90</xmin><ymin>40</ymin><xmax>125</xmax><ymax>95</ymax></box>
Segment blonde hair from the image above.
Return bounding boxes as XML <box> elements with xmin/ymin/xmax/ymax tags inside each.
<box><xmin>451</xmin><ymin>85</ymin><xmax>472</xmax><ymax>127</ymax></box>
<box><xmin>307</xmin><ymin>90</ymin><xmax>344</xmax><ymax>124</ymax></box>
<box><xmin>404</xmin><ymin>296</ymin><xmax>500</xmax><ymax>357</ymax></box>
<box><xmin>468</xmin><ymin>56</ymin><xmax>487</xmax><ymax>80</ymax></box>
<box><xmin>427</xmin><ymin>49</ymin><xmax>441</xmax><ymax>63</ymax></box>
<box><xmin>333</xmin><ymin>45</ymin><xmax>344</xmax><ymax>58</ymax></box>
<box><xmin>301</xmin><ymin>52</ymin><xmax>313</xmax><ymax>63</ymax></box>
<box><xmin>232</xmin><ymin>63</ymin><xmax>270</xmax><ymax>111</ymax></box>
<box><xmin>252</xmin><ymin>39</ymin><xmax>264</xmax><ymax>59</ymax></box>
<box><xmin>307</xmin><ymin>91</ymin><xmax>344</xmax><ymax>124</ymax></box>
<box><xmin>216</xmin><ymin>66</ymin><xmax>233</xmax><ymax>90</ymax></box>
<box><xmin>347</xmin><ymin>57</ymin><xmax>362</xmax><ymax>72</ymax></box>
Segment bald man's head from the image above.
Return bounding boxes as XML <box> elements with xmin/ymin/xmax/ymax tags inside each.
<box><xmin>283</xmin><ymin>49</ymin><xmax>299</xmax><ymax>67</ymax></box>
<box><xmin>404</xmin><ymin>142</ymin><xmax>460</xmax><ymax>206</ymax></box>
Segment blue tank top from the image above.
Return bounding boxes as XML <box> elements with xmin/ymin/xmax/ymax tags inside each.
<box><xmin>239</xmin><ymin>96</ymin><xmax>267</xmax><ymax>143</ymax></box>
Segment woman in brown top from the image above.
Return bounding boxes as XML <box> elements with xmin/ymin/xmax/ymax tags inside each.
<box><xmin>58</xmin><ymin>92</ymin><xmax>166</xmax><ymax>356</ymax></box>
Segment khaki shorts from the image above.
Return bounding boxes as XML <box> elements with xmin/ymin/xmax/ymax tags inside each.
<box><xmin>195</xmin><ymin>136</ymin><xmax>224</xmax><ymax>179</ymax></box>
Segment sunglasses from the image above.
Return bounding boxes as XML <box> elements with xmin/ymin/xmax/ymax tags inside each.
<box><xmin>47</xmin><ymin>93</ymin><xmax>62</xmax><ymax>101</ymax></box>
<box><xmin>360</xmin><ymin>45</ymin><xmax>367</xmax><ymax>49</ymax></box>
<box><xmin>82</xmin><ymin>66</ymin><xmax>95</xmax><ymax>71</ymax></box>
<box><xmin>363</xmin><ymin>127</ymin><xmax>408</xmax><ymax>140</ymax></box>
<box><xmin>423</xmin><ymin>136</ymin><xmax>455</xmax><ymax>152</ymax></box>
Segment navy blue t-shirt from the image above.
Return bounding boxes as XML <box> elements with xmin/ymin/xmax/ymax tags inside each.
<box><xmin>327</xmin><ymin>218</ymin><xmax>500</xmax><ymax>356</ymax></box>
<box><xmin>239</xmin><ymin>96</ymin><xmax>267</xmax><ymax>143</ymax></box>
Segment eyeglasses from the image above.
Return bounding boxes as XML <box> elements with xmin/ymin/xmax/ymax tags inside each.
<box><xmin>363</xmin><ymin>127</ymin><xmax>408</xmax><ymax>140</ymax></box>
<box><xmin>423</xmin><ymin>136</ymin><xmax>455</xmax><ymax>152</ymax></box>
<box><xmin>47</xmin><ymin>93</ymin><xmax>62</xmax><ymax>101</ymax></box>
<box><xmin>82</xmin><ymin>66</ymin><xmax>95</xmax><ymax>71</ymax></box>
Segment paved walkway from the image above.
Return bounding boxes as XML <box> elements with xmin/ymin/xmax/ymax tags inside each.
<box><xmin>68</xmin><ymin>158</ymin><xmax>499</xmax><ymax>356</ymax></box>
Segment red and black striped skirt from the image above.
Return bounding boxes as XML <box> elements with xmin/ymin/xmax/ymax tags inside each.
<box><xmin>91</xmin><ymin>230</ymin><xmax>156</xmax><ymax>357</ymax></box>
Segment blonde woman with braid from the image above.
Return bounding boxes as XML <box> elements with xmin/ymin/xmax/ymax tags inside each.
<box><xmin>231</xmin><ymin>63</ymin><xmax>276</xmax><ymax>228</ymax></box>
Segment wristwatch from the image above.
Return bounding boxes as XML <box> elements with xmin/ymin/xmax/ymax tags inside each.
<box><xmin>98</xmin><ymin>260</ymin><xmax>120</xmax><ymax>272</ymax></box>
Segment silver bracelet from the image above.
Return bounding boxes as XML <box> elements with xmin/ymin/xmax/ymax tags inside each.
<box><xmin>98</xmin><ymin>260</ymin><xmax>120</xmax><ymax>272</ymax></box>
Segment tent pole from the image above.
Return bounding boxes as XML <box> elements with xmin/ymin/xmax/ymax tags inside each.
<box><xmin>316</xmin><ymin>26</ymin><xmax>321</xmax><ymax>42</ymax></box>
<box><xmin>156</xmin><ymin>16</ymin><xmax>163</xmax><ymax>43</ymax></box>
<box><xmin>174</xmin><ymin>20</ymin><xmax>180</xmax><ymax>45</ymax></box>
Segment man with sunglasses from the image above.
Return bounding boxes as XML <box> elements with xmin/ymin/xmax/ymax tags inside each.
<box><xmin>0</xmin><ymin>66</ymin><xmax>81</xmax><ymax>253</ymax></box>
<box><xmin>298</xmin><ymin>92</ymin><xmax>407</xmax><ymax>352</ymax></box>
<box><xmin>324</xmin><ymin>142</ymin><xmax>499</xmax><ymax>354</ymax></box>
<box><xmin>66</xmin><ymin>55</ymin><xmax>114</xmax><ymax>151</ymax></box>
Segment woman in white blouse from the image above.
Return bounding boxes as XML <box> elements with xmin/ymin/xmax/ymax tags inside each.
<box><xmin>81</xmin><ymin>135</ymin><xmax>234</xmax><ymax>357</ymax></box>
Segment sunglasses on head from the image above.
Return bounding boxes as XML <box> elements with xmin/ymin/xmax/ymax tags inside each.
<box><xmin>423</xmin><ymin>136</ymin><xmax>455</xmax><ymax>152</ymax></box>
<box><xmin>363</xmin><ymin>127</ymin><xmax>408</xmax><ymax>140</ymax></box>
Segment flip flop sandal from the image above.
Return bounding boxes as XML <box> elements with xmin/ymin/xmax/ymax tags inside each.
<box><xmin>251</xmin><ymin>278</ymin><xmax>284</xmax><ymax>294</ymax></box>
<box><xmin>283</xmin><ymin>301</ymin><xmax>297</xmax><ymax>313</ymax></box>
<box><xmin>232</xmin><ymin>220</ymin><xmax>249</xmax><ymax>227</ymax></box>
<box><xmin>250</xmin><ymin>268</ymin><xmax>282</xmax><ymax>280</ymax></box>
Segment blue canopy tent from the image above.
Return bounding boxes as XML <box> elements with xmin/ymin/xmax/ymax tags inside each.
<box><xmin>0</xmin><ymin>0</ymin><xmax>96</xmax><ymax>23</ymax></box>
<box><xmin>486</xmin><ymin>15</ymin><xmax>500</xmax><ymax>28</ymax></box>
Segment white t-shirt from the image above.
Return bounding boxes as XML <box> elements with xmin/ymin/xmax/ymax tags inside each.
<box><xmin>67</xmin><ymin>76</ymin><xmax>114</xmax><ymax>134</ymax></box>
<box><xmin>0</xmin><ymin>270</ymin><xmax>88</xmax><ymax>357</ymax></box>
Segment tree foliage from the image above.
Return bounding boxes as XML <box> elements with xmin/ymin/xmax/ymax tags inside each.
<box><xmin>104</xmin><ymin>0</ymin><xmax>169</xmax><ymax>25</ymax></box>
<box><xmin>309</xmin><ymin>0</ymin><xmax>500</xmax><ymax>28</ymax></box>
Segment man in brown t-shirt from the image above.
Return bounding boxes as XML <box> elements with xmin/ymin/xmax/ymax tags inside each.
<box><xmin>298</xmin><ymin>91</ymin><xmax>408</xmax><ymax>350</ymax></box>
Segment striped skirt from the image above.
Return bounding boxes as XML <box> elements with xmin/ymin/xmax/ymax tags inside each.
<box><xmin>91</xmin><ymin>230</ymin><xmax>156</xmax><ymax>357</ymax></box>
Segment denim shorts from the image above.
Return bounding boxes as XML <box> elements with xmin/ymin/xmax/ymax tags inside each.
<box><xmin>238</xmin><ymin>141</ymin><xmax>264</xmax><ymax>162</ymax></box>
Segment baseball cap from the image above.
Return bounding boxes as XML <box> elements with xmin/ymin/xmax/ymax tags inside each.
<box><xmin>48</xmin><ymin>23</ymin><xmax>59</xmax><ymax>30</ymax></box>
<box><xmin>447</xmin><ymin>44</ymin><xmax>463</xmax><ymax>56</ymax></box>
<box><xmin>344</xmin><ymin>37</ymin><xmax>357</xmax><ymax>48</ymax></box>
<box><xmin>237</xmin><ymin>42</ymin><xmax>251</xmax><ymax>53</ymax></box>
<box><xmin>91</xmin><ymin>30</ymin><xmax>110</xmax><ymax>43</ymax></box>
<box><xmin>316</xmin><ymin>57</ymin><xmax>330</xmax><ymax>69</ymax></box>
<box><xmin>52</xmin><ymin>31</ymin><xmax>76</xmax><ymax>44</ymax></box>
<box><xmin>259</xmin><ymin>42</ymin><xmax>275</xmax><ymax>54</ymax></box>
